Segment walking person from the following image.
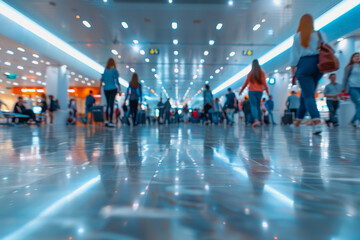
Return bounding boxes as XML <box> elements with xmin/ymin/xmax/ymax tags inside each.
<box><xmin>242</xmin><ymin>96</ymin><xmax>253</xmax><ymax>125</ymax></box>
<box><xmin>83</xmin><ymin>90</ymin><xmax>96</xmax><ymax>124</ymax></box>
<box><xmin>265</xmin><ymin>95</ymin><xmax>276</xmax><ymax>125</ymax></box>
<box><xmin>163</xmin><ymin>98</ymin><xmax>171</xmax><ymax>125</ymax></box>
<box><xmin>203</xmin><ymin>84</ymin><xmax>214</xmax><ymax>125</ymax></box>
<box><xmin>100</xmin><ymin>58</ymin><xmax>121</xmax><ymax>128</ymax></box>
<box><xmin>343</xmin><ymin>52</ymin><xmax>360</xmax><ymax>128</ymax></box>
<box><xmin>324</xmin><ymin>74</ymin><xmax>342</xmax><ymax>127</ymax></box>
<box><xmin>125</xmin><ymin>73</ymin><xmax>142</xmax><ymax>126</ymax></box>
<box><xmin>286</xmin><ymin>91</ymin><xmax>300</xmax><ymax>120</ymax></box>
<box><xmin>157</xmin><ymin>98</ymin><xmax>165</xmax><ymax>124</ymax></box>
<box><xmin>224</xmin><ymin>88</ymin><xmax>237</xmax><ymax>126</ymax></box>
<box><xmin>290</xmin><ymin>14</ymin><xmax>325</xmax><ymax>135</ymax></box>
<box><xmin>48</xmin><ymin>95</ymin><xmax>57</xmax><ymax>124</ymax></box>
<box><xmin>239</xmin><ymin>59</ymin><xmax>269</xmax><ymax>128</ymax></box>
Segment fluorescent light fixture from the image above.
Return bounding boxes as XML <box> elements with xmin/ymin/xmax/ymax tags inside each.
<box><xmin>111</xmin><ymin>49</ymin><xmax>118</xmax><ymax>55</ymax></box>
<box><xmin>29</xmin><ymin>70</ymin><xmax>34</xmax><ymax>74</ymax></box>
<box><xmin>172</xmin><ymin>22</ymin><xmax>177</xmax><ymax>30</ymax></box>
<box><xmin>212</xmin><ymin>0</ymin><xmax>359</xmax><ymax>95</ymax></box>
<box><xmin>193</xmin><ymin>75</ymin><xmax>198</xmax><ymax>79</ymax></box>
<box><xmin>286</xmin><ymin>66</ymin><xmax>291</xmax><ymax>71</ymax></box>
<box><xmin>45</xmin><ymin>61</ymin><xmax>50</xmax><ymax>65</ymax></box>
<box><xmin>121</xmin><ymin>22</ymin><xmax>128</xmax><ymax>29</ymax></box>
<box><xmin>229</xmin><ymin>51</ymin><xmax>235</xmax><ymax>57</ymax></box>
<box><xmin>6</xmin><ymin>50</ymin><xmax>14</xmax><ymax>55</ymax></box>
<box><xmin>267</xmin><ymin>29</ymin><xmax>274</xmax><ymax>35</ymax></box>
<box><xmin>337</xmin><ymin>37</ymin><xmax>344</xmax><ymax>42</ymax></box>
<box><xmin>204</xmin><ymin>51</ymin><xmax>209</xmax><ymax>56</ymax></box>
<box><xmin>0</xmin><ymin>1</ymin><xmax>130</xmax><ymax>88</ymax></box>
<box><xmin>145</xmin><ymin>58</ymin><xmax>150</xmax><ymax>62</ymax></box>
<box><xmin>205</xmin><ymin>81</ymin><xmax>209</xmax><ymax>84</ymax></box>
<box><xmin>139</xmin><ymin>49</ymin><xmax>145</xmax><ymax>55</ymax></box>
<box><xmin>133</xmin><ymin>40</ymin><xmax>139</xmax><ymax>44</ymax></box>
<box><xmin>174</xmin><ymin>50</ymin><xmax>179</xmax><ymax>56</ymax></box>
<box><xmin>82</xmin><ymin>20</ymin><xmax>91</xmax><ymax>28</ymax></box>
<box><xmin>253</xmin><ymin>24</ymin><xmax>261</xmax><ymax>31</ymax></box>
<box><xmin>173</xmin><ymin>39</ymin><xmax>178</xmax><ymax>45</ymax></box>
<box><xmin>174</xmin><ymin>68</ymin><xmax>179</xmax><ymax>73</ymax></box>
<box><xmin>151</xmin><ymin>68</ymin><xmax>156</xmax><ymax>72</ymax></box>
<box><xmin>21</xmin><ymin>76</ymin><xmax>27</xmax><ymax>80</ymax></box>
<box><xmin>209</xmin><ymin>40</ymin><xmax>215</xmax><ymax>45</ymax></box>
<box><xmin>17</xmin><ymin>47</ymin><xmax>25</xmax><ymax>52</ymax></box>
<box><xmin>274</xmin><ymin>69</ymin><xmax>279</xmax><ymax>73</ymax></box>
<box><xmin>32</xmin><ymin>54</ymin><xmax>39</xmax><ymax>58</ymax></box>
<box><xmin>190</xmin><ymin>82</ymin><xmax>193</xmax><ymax>85</ymax></box>
<box><xmin>216</xmin><ymin>23</ymin><xmax>223</xmax><ymax>30</ymax></box>
<box><xmin>36</xmin><ymin>72</ymin><xmax>42</xmax><ymax>76</ymax></box>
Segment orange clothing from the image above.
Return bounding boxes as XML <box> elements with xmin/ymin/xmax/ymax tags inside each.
<box><xmin>240</xmin><ymin>70</ymin><xmax>268</xmax><ymax>93</ymax></box>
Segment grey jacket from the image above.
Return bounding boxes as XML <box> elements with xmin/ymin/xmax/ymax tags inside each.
<box><xmin>342</xmin><ymin>65</ymin><xmax>353</xmax><ymax>92</ymax></box>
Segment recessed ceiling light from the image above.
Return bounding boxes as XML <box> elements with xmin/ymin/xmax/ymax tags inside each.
<box><xmin>274</xmin><ymin>69</ymin><xmax>278</xmax><ymax>73</ymax></box>
<box><xmin>22</xmin><ymin>57</ymin><xmax>28</xmax><ymax>61</ymax></box>
<box><xmin>174</xmin><ymin>58</ymin><xmax>179</xmax><ymax>63</ymax></box>
<box><xmin>172</xmin><ymin>22</ymin><xmax>177</xmax><ymax>30</ymax></box>
<box><xmin>200</xmin><ymin>59</ymin><xmax>205</xmax><ymax>63</ymax></box>
<box><xmin>17</xmin><ymin>47</ymin><xmax>25</xmax><ymax>52</ymax></box>
<box><xmin>111</xmin><ymin>49</ymin><xmax>118</xmax><ymax>55</ymax></box>
<box><xmin>215</xmin><ymin>69</ymin><xmax>220</xmax><ymax>74</ymax></box>
<box><xmin>103</xmin><ymin>0</ymin><xmax>108</xmax><ymax>2</ymax></box>
<box><xmin>154</xmin><ymin>74</ymin><xmax>159</xmax><ymax>78</ymax></box>
<box><xmin>226</xmin><ymin>57</ymin><xmax>230</xmax><ymax>60</ymax></box>
<box><xmin>174</xmin><ymin>50</ymin><xmax>179</xmax><ymax>56</ymax></box>
<box><xmin>228</xmin><ymin>0</ymin><xmax>233</xmax><ymax>6</ymax></box>
<box><xmin>253</xmin><ymin>24</ymin><xmax>261</xmax><ymax>31</ymax></box>
<box><xmin>140</xmin><ymin>49</ymin><xmax>145</xmax><ymax>55</ymax></box>
<box><xmin>210</xmin><ymin>75</ymin><xmax>214</xmax><ymax>79</ymax></box>
<box><xmin>133</xmin><ymin>46</ymin><xmax>140</xmax><ymax>52</ymax></box>
<box><xmin>29</xmin><ymin>70</ymin><xmax>34</xmax><ymax>74</ymax></box>
<box><xmin>4</xmin><ymin>62</ymin><xmax>11</xmax><ymax>66</ymax></box>
<box><xmin>229</xmin><ymin>51</ymin><xmax>236</xmax><ymax>57</ymax></box>
<box><xmin>6</xmin><ymin>50</ymin><xmax>14</xmax><ymax>55</ymax></box>
<box><xmin>133</xmin><ymin>40</ymin><xmax>139</xmax><ymax>44</ymax></box>
<box><xmin>32</xmin><ymin>54</ymin><xmax>39</xmax><ymax>58</ymax></box>
<box><xmin>130</xmin><ymin>68</ymin><xmax>135</xmax><ymax>73</ymax></box>
<box><xmin>126</xmin><ymin>65</ymin><xmax>129</xmax><ymax>69</ymax></box>
<box><xmin>145</xmin><ymin>58</ymin><xmax>150</xmax><ymax>62</ymax></box>
<box><xmin>32</xmin><ymin>60</ymin><xmax>39</xmax><ymax>65</ymax></box>
<box><xmin>117</xmin><ymin>55</ymin><xmax>121</xmax><ymax>59</ymax></box>
<box><xmin>78</xmin><ymin>75</ymin><xmax>83</xmax><ymax>78</ymax></box>
<box><xmin>17</xmin><ymin>66</ymin><xmax>24</xmax><ymax>70</ymax></box>
<box><xmin>337</xmin><ymin>37</ymin><xmax>344</xmax><ymax>42</ymax></box>
<box><xmin>151</xmin><ymin>68</ymin><xmax>156</xmax><ymax>72</ymax></box>
<box><xmin>205</xmin><ymin>81</ymin><xmax>209</xmax><ymax>84</ymax></box>
<box><xmin>169</xmin><ymin>0</ymin><xmax>173</xmax><ymax>3</ymax></box>
<box><xmin>173</xmin><ymin>39</ymin><xmax>178</xmax><ymax>45</ymax></box>
<box><xmin>220</xmin><ymin>66</ymin><xmax>224</xmax><ymax>70</ymax></box>
<box><xmin>204</xmin><ymin>51</ymin><xmax>209</xmax><ymax>56</ymax></box>
<box><xmin>121</xmin><ymin>22</ymin><xmax>129</xmax><ymax>29</ymax></box>
<box><xmin>193</xmin><ymin>75</ymin><xmax>198</xmax><ymax>79</ymax></box>
<box><xmin>75</xmin><ymin>78</ymin><xmax>79</xmax><ymax>81</ymax></box>
<box><xmin>76</xmin><ymin>15</ymin><xmax>80</xmax><ymax>19</ymax></box>
<box><xmin>286</xmin><ymin>66</ymin><xmax>291</xmax><ymax>70</ymax></box>
<box><xmin>82</xmin><ymin>20</ymin><xmax>91</xmax><ymax>28</ymax></box>
<box><xmin>190</xmin><ymin>82</ymin><xmax>194</xmax><ymax>85</ymax></box>
<box><xmin>262</xmin><ymin>19</ymin><xmax>266</xmax><ymax>23</ymax></box>
<box><xmin>174</xmin><ymin>68</ymin><xmax>179</xmax><ymax>73</ymax></box>
<box><xmin>267</xmin><ymin>29</ymin><xmax>274</xmax><ymax>35</ymax></box>
<box><xmin>274</xmin><ymin>0</ymin><xmax>281</xmax><ymax>6</ymax></box>
<box><xmin>71</xmin><ymin>72</ymin><xmax>75</xmax><ymax>75</ymax></box>
<box><xmin>209</xmin><ymin>40</ymin><xmax>215</xmax><ymax>45</ymax></box>
<box><xmin>21</xmin><ymin>76</ymin><xmax>27</xmax><ymax>80</ymax></box>
<box><xmin>45</xmin><ymin>61</ymin><xmax>50</xmax><ymax>65</ymax></box>
<box><xmin>216</xmin><ymin>23</ymin><xmax>223</xmax><ymax>30</ymax></box>
<box><xmin>36</xmin><ymin>72</ymin><xmax>42</xmax><ymax>76</ymax></box>
<box><xmin>141</xmin><ymin>80</ymin><xmax>145</xmax><ymax>83</ymax></box>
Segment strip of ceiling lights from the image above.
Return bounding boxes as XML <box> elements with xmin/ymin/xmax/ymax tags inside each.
<box><xmin>0</xmin><ymin>0</ymin><xmax>129</xmax><ymax>88</ymax></box>
<box><xmin>212</xmin><ymin>0</ymin><xmax>360</xmax><ymax>95</ymax></box>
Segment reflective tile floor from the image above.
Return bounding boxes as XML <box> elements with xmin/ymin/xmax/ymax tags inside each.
<box><xmin>0</xmin><ymin>124</ymin><xmax>360</xmax><ymax>240</ymax></box>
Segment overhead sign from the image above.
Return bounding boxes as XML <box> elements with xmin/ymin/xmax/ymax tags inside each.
<box><xmin>267</xmin><ymin>77</ymin><xmax>276</xmax><ymax>85</ymax></box>
<box><xmin>242</xmin><ymin>50</ymin><xmax>253</xmax><ymax>56</ymax></box>
<box><xmin>149</xmin><ymin>48</ymin><xmax>160</xmax><ymax>55</ymax></box>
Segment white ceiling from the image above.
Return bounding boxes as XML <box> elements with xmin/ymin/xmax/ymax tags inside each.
<box><xmin>0</xmin><ymin>0</ymin><xmax>349</xmax><ymax>102</ymax></box>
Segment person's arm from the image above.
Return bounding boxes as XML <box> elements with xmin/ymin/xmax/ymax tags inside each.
<box><xmin>262</xmin><ymin>71</ymin><xmax>269</xmax><ymax>95</ymax></box>
<box><xmin>239</xmin><ymin>74</ymin><xmax>250</xmax><ymax>94</ymax></box>
<box><xmin>342</xmin><ymin>66</ymin><xmax>351</xmax><ymax>92</ymax></box>
<box><xmin>124</xmin><ymin>87</ymin><xmax>130</xmax><ymax>102</ymax></box>
<box><xmin>114</xmin><ymin>70</ymin><xmax>121</xmax><ymax>94</ymax></box>
<box><xmin>290</xmin><ymin>35</ymin><xmax>300</xmax><ymax>85</ymax></box>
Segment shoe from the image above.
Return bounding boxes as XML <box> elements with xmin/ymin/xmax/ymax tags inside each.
<box><xmin>293</xmin><ymin>119</ymin><xmax>301</xmax><ymax>127</ymax></box>
<box><xmin>106</xmin><ymin>122</ymin><xmax>115</xmax><ymax>128</ymax></box>
<box><xmin>333</xmin><ymin>123</ymin><xmax>339</xmax><ymax>128</ymax></box>
<box><xmin>325</xmin><ymin>120</ymin><xmax>330</xmax><ymax>128</ymax></box>
<box><xmin>313</xmin><ymin>124</ymin><xmax>322</xmax><ymax>135</ymax></box>
<box><xmin>252</xmin><ymin>120</ymin><xmax>260</xmax><ymax>128</ymax></box>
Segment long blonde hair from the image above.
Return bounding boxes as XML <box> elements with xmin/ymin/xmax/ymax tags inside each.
<box><xmin>297</xmin><ymin>14</ymin><xmax>314</xmax><ymax>48</ymax></box>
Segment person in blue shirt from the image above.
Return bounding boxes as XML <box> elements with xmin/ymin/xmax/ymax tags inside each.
<box><xmin>83</xmin><ymin>90</ymin><xmax>96</xmax><ymax>124</ymax></box>
<box><xmin>224</xmin><ymin>88</ymin><xmax>236</xmax><ymax>125</ymax></box>
<box><xmin>265</xmin><ymin>95</ymin><xmax>276</xmax><ymax>125</ymax></box>
<box><xmin>100</xmin><ymin>58</ymin><xmax>121</xmax><ymax>127</ymax></box>
<box><xmin>203</xmin><ymin>84</ymin><xmax>214</xmax><ymax>125</ymax></box>
<box><xmin>125</xmin><ymin>73</ymin><xmax>142</xmax><ymax>126</ymax></box>
<box><xmin>324</xmin><ymin>74</ymin><xmax>342</xmax><ymax>127</ymax></box>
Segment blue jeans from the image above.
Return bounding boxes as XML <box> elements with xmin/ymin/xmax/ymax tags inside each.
<box><xmin>326</xmin><ymin>100</ymin><xmax>339</xmax><ymax>124</ymax></box>
<box><xmin>249</xmin><ymin>91</ymin><xmax>263</xmax><ymax>121</ymax></box>
<box><xmin>349</xmin><ymin>87</ymin><xmax>360</xmax><ymax>123</ymax></box>
<box><xmin>226</xmin><ymin>108</ymin><xmax>235</xmax><ymax>124</ymax></box>
<box><xmin>295</xmin><ymin>55</ymin><xmax>323</xmax><ymax>120</ymax></box>
<box><xmin>268</xmin><ymin>110</ymin><xmax>275</xmax><ymax>124</ymax></box>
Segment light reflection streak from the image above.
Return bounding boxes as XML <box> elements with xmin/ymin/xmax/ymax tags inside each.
<box><xmin>4</xmin><ymin>175</ymin><xmax>101</xmax><ymax>240</ymax></box>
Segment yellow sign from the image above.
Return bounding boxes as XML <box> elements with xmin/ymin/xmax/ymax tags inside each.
<box><xmin>149</xmin><ymin>48</ymin><xmax>160</xmax><ymax>55</ymax></box>
<box><xmin>242</xmin><ymin>50</ymin><xmax>253</xmax><ymax>56</ymax></box>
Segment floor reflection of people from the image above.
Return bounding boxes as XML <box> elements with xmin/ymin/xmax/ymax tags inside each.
<box><xmin>293</xmin><ymin>135</ymin><xmax>344</xmax><ymax>239</ymax></box>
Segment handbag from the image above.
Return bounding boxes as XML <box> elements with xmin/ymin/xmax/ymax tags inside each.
<box><xmin>317</xmin><ymin>32</ymin><xmax>339</xmax><ymax>73</ymax></box>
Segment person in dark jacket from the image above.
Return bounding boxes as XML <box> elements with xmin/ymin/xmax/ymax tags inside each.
<box><xmin>242</xmin><ymin>96</ymin><xmax>253</xmax><ymax>125</ymax></box>
<box><xmin>83</xmin><ymin>90</ymin><xmax>96</xmax><ymax>124</ymax></box>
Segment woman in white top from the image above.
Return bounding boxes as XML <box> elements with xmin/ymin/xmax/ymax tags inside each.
<box><xmin>343</xmin><ymin>52</ymin><xmax>360</xmax><ymax>128</ymax></box>
<box><xmin>290</xmin><ymin>14</ymin><xmax>324</xmax><ymax>135</ymax></box>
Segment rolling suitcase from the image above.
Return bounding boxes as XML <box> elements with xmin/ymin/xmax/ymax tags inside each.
<box><xmin>92</xmin><ymin>105</ymin><xmax>105</xmax><ymax>122</ymax></box>
<box><xmin>282</xmin><ymin>110</ymin><xmax>293</xmax><ymax>125</ymax></box>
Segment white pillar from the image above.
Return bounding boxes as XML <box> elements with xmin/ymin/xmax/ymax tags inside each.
<box><xmin>46</xmin><ymin>65</ymin><xmax>69</xmax><ymax>109</ymax></box>
<box><xmin>46</xmin><ymin>65</ymin><xmax>69</xmax><ymax>125</ymax></box>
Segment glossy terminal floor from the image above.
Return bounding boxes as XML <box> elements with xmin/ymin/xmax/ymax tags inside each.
<box><xmin>0</xmin><ymin>124</ymin><xmax>359</xmax><ymax>240</ymax></box>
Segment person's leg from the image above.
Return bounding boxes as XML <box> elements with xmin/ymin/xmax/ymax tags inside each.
<box><xmin>104</xmin><ymin>90</ymin><xmax>112</xmax><ymax>121</ymax></box>
<box><xmin>326</xmin><ymin>100</ymin><xmax>335</xmax><ymax>124</ymax></box>
<box><xmin>49</xmin><ymin>111</ymin><xmax>54</xmax><ymax>124</ymax></box>
<box><xmin>333</xmin><ymin>101</ymin><xmax>339</xmax><ymax>125</ymax></box>
<box><xmin>297</xmin><ymin>77</ymin><xmax>320</xmax><ymax>120</ymax></box>
<box><xmin>256</xmin><ymin>92</ymin><xmax>262</xmax><ymax>122</ymax></box>
<box><xmin>349</xmin><ymin>88</ymin><xmax>360</xmax><ymax>123</ymax></box>
<box><xmin>249</xmin><ymin>91</ymin><xmax>259</xmax><ymax>122</ymax></box>
<box><xmin>269</xmin><ymin>110</ymin><xmax>275</xmax><ymax>124</ymax></box>
<box><xmin>108</xmin><ymin>90</ymin><xmax>117</xmax><ymax>123</ymax></box>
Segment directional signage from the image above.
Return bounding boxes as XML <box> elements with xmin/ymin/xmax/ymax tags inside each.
<box><xmin>149</xmin><ymin>48</ymin><xmax>160</xmax><ymax>55</ymax></box>
<box><xmin>242</xmin><ymin>50</ymin><xmax>253</xmax><ymax>56</ymax></box>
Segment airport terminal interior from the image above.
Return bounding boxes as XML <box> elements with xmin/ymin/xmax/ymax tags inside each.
<box><xmin>0</xmin><ymin>0</ymin><xmax>359</xmax><ymax>239</ymax></box>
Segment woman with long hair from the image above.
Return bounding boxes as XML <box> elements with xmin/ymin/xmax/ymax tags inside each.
<box><xmin>125</xmin><ymin>73</ymin><xmax>142</xmax><ymax>126</ymax></box>
<box><xmin>100</xmin><ymin>58</ymin><xmax>121</xmax><ymax>127</ymax></box>
<box><xmin>239</xmin><ymin>59</ymin><xmax>269</xmax><ymax>127</ymax></box>
<box><xmin>343</xmin><ymin>52</ymin><xmax>360</xmax><ymax>128</ymax></box>
<box><xmin>290</xmin><ymin>14</ymin><xmax>324</xmax><ymax>134</ymax></box>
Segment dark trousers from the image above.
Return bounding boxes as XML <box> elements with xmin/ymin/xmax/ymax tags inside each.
<box><xmin>296</xmin><ymin>55</ymin><xmax>323</xmax><ymax>120</ymax></box>
<box><xmin>104</xmin><ymin>89</ymin><xmax>117</xmax><ymax>123</ymax></box>
<box><xmin>129</xmin><ymin>100</ymin><xmax>138</xmax><ymax>125</ymax></box>
<box><xmin>326</xmin><ymin>100</ymin><xmax>339</xmax><ymax>124</ymax></box>
<box><xmin>23</xmin><ymin>109</ymin><xmax>37</xmax><ymax>122</ymax></box>
<box><xmin>204</xmin><ymin>103</ymin><xmax>213</xmax><ymax>122</ymax></box>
